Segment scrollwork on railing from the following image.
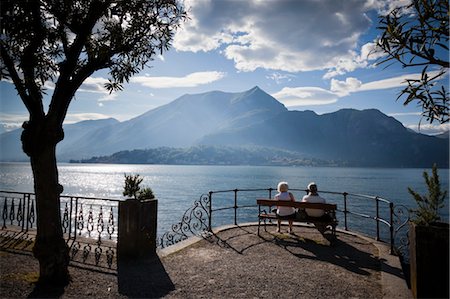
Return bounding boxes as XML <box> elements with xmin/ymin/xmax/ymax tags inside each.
<box><xmin>392</xmin><ymin>204</ymin><xmax>411</xmax><ymax>259</ymax></box>
<box><xmin>1</xmin><ymin>191</ymin><xmax>119</xmax><ymax>270</ymax></box>
<box><xmin>159</xmin><ymin>193</ymin><xmax>210</xmax><ymax>248</ymax></box>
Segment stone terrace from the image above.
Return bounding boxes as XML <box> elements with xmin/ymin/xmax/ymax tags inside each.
<box><xmin>0</xmin><ymin>224</ymin><xmax>412</xmax><ymax>298</ymax></box>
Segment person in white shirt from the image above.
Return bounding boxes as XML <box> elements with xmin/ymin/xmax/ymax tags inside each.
<box><xmin>274</xmin><ymin>181</ymin><xmax>296</xmax><ymax>233</ymax></box>
<box><xmin>301</xmin><ymin>182</ymin><xmax>326</xmax><ymax>217</ymax></box>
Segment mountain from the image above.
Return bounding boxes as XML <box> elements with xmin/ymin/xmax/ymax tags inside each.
<box><xmin>0</xmin><ymin>118</ymin><xmax>119</xmax><ymax>161</ymax></box>
<box><xmin>53</xmin><ymin>86</ymin><xmax>287</xmax><ymax>159</ymax></box>
<box><xmin>199</xmin><ymin>108</ymin><xmax>448</xmax><ymax>167</ymax></box>
<box><xmin>0</xmin><ymin>86</ymin><xmax>448</xmax><ymax>167</ymax></box>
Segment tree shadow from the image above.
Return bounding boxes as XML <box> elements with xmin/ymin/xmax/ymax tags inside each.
<box><xmin>117</xmin><ymin>254</ymin><xmax>175</xmax><ymax>298</ymax></box>
<box><xmin>203</xmin><ymin>225</ymin><xmax>268</xmax><ymax>254</ymax></box>
<box><xmin>271</xmin><ymin>232</ymin><xmax>404</xmax><ymax>279</ymax></box>
<box><xmin>27</xmin><ymin>278</ymin><xmax>67</xmax><ymax>298</ymax></box>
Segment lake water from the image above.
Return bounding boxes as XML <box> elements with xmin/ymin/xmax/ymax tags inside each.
<box><xmin>0</xmin><ymin>162</ymin><xmax>448</xmax><ymax>242</ymax></box>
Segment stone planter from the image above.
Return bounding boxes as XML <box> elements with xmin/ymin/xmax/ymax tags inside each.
<box><xmin>409</xmin><ymin>221</ymin><xmax>449</xmax><ymax>298</ymax></box>
<box><xmin>117</xmin><ymin>198</ymin><xmax>158</xmax><ymax>259</ymax></box>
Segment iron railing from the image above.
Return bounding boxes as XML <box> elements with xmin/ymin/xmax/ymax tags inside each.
<box><xmin>1</xmin><ymin>188</ymin><xmax>412</xmax><ymax>263</ymax></box>
<box><xmin>158</xmin><ymin>188</ymin><xmax>412</xmax><ymax>258</ymax></box>
<box><xmin>0</xmin><ymin>191</ymin><xmax>120</xmax><ymax>269</ymax></box>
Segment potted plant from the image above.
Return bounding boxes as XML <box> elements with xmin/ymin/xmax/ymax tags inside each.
<box><xmin>407</xmin><ymin>164</ymin><xmax>449</xmax><ymax>299</ymax></box>
<box><xmin>118</xmin><ymin>173</ymin><xmax>157</xmax><ymax>258</ymax></box>
<box><xmin>123</xmin><ymin>173</ymin><xmax>155</xmax><ymax>200</ymax></box>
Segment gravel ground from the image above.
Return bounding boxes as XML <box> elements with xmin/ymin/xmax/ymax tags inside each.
<box><xmin>0</xmin><ymin>225</ymin><xmax>408</xmax><ymax>298</ymax></box>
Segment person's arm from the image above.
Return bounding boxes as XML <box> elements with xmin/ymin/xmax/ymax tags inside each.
<box><xmin>289</xmin><ymin>192</ymin><xmax>295</xmax><ymax>202</ymax></box>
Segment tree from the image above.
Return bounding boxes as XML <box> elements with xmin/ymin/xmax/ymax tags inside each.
<box><xmin>375</xmin><ymin>0</ymin><xmax>449</xmax><ymax>124</ymax></box>
<box><xmin>408</xmin><ymin>163</ymin><xmax>447</xmax><ymax>225</ymax></box>
<box><xmin>0</xmin><ymin>0</ymin><xmax>186</xmax><ymax>285</ymax></box>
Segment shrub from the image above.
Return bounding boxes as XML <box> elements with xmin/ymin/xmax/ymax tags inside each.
<box><xmin>408</xmin><ymin>164</ymin><xmax>447</xmax><ymax>225</ymax></box>
<box><xmin>123</xmin><ymin>173</ymin><xmax>155</xmax><ymax>200</ymax></box>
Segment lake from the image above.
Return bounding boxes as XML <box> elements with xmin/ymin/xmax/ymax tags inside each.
<box><xmin>0</xmin><ymin>162</ymin><xmax>448</xmax><ymax>242</ymax></box>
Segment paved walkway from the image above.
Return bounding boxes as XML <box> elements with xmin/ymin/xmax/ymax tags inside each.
<box><xmin>0</xmin><ymin>224</ymin><xmax>411</xmax><ymax>298</ymax></box>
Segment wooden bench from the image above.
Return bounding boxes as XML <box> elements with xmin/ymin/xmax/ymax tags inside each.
<box><xmin>256</xmin><ymin>199</ymin><xmax>338</xmax><ymax>237</ymax></box>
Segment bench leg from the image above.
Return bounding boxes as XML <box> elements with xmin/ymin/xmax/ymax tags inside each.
<box><xmin>258</xmin><ymin>218</ymin><xmax>260</xmax><ymax>236</ymax></box>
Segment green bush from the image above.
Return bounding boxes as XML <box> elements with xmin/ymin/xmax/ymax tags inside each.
<box><xmin>123</xmin><ymin>173</ymin><xmax>155</xmax><ymax>200</ymax></box>
<box><xmin>408</xmin><ymin>164</ymin><xmax>447</xmax><ymax>225</ymax></box>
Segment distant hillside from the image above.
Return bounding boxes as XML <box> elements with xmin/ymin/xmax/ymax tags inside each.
<box><xmin>75</xmin><ymin>145</ymin><xmax>338</xmax><ymax>166</ymax></box>
<box><xmin>1</xmin><ymin>86</ymin><xmax>448</xmax><ymax>167</ymax></box>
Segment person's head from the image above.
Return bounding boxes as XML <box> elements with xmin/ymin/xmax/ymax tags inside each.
<box><xmin>277</xmin><ymin>181</ymin><xmax>289</xmax><ymax>192</ymax></box>
<box><xmin>307</xmin><ymin>182</ymin><xmax>318</xmax><ymax>194</ymax></box>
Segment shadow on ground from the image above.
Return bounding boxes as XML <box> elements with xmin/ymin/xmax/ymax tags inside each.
<box><xmin>209</xmin><ymin>225</ymin><xmax>404</xmax><ymax>281</ymax></box>
<box><xmin>117</xmin><ymin>254</ymin><xmax>175</xmax><ymax>298</ymax></box>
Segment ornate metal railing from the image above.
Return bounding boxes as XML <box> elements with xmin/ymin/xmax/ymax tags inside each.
<box><xmin>1</xmin><ymin>188</ymin><xmax>413</xmax><ymax>262</ymax></box>
<box><xmin>158</xmin><ymin>193</ymin><xmax>211</xmax><ymax>248</ymax></box>
<box><xmin>158</xmin><ymin>187</ymin><xmax>413</xmax><ymax>258</ymax></box>
<box><xmin>0</xmin><ymin>191</ymin><xmax>120</xmax><ymax>269</ymax></box>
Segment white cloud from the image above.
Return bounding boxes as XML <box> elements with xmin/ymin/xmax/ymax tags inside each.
<box><xmin>388</xmin><ymin>112</ymin><xmax>421</xmax><ymax>117</ymax></box>
<box><xmin>98</xmin><ymin>93</ymin><xmax>118</xmax><ymax>102</ymax></box>
<box><xmin>130</xmin><ymin>71</ymin><xmax>226</xmax><ymax>88</ymax></box>
<box><xmin>175</xmin><ymin>0</ymin><xmax>380</xmax><ymax>75</ymax></box>
<box><xmin>63</xmin><ymin>113</ymin><xmax>112</xmax><ymax>124</ymax></box>
<box><xmin>406</xmin><ymin>123</ymin><xmax>450</xmax><ymax>135</ymax></box>
<box><xmin>272</xmin><ymin>70</ymin><xmax>447</xmax><ymax>108</ymax></box>
<box><xmin>330</xmin><ymin>77</ymin><xmax>362</xmax><ymax>97</ymax></box>
<box><xmin>330</xmin><ymin>70</ymin><xmax>447</xmax><ymax>96</ymax></box>
<box><xmin>266</xmin><ymin>72</ymin><xmax>296</xmax><ymax>84</ymax></box>
<box><xmin>272</xmin><ymin>87</ymin><xmax>338</xmax><ymax>107</ymax></box>
<box><xmin>0</xmin><ymin>113</ymin><xmax>27</xmax><ymax>132</ymax></box>
<box><xmin>78</xmin><ymin>77</ymin><xmax>109</xmax><ymax>94</ymax></box>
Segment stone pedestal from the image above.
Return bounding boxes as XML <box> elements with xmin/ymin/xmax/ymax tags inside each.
<box><xmin>118</xmin><ymin>199</ymin><xmax>157</xmax><ymax>259</ymax></box>
<box><xmin>409</xmin><ymin>221</ymin><xmax>449</xmax><ymax>299</ymax></box>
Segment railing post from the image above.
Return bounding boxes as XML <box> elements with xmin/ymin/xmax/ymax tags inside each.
<box><xmin>74</xmin><ymin>197</ymin><xmax>79</xmax><ymax>240</ymax></box>
<box><xmin>343</xmin><ymin>192</ymin><xmax>348</xmax><ymax>231</ymax></box>
<box><xmin>22</xmin><ymin>194</ymin><xmax>28</xmax><ymax>231</ymax></box>
<box><xmin>68</xmin><ymin>197</ymin><xmax>73</xmax><ymax>240</ymax></box>
<box><xmin>233</xmin><ymin>189</ymin><xmax>238</xmax><ymax>226</ymax></box>
<box><xmin>268</xmin><ymin>188</ymin><xmax>273</xmax><ymax>198</ymax></box>
<box><xmin>208</xmin><ymin>191</ymin><xmax>212</xmax><ymax>232</ymax></box>
<box><xmin>375</xmin><ymin>196</ymin><xmax>380</xmax><ymax>241</ymax></box>
<box><xmin>389</xmin><ymin>202</ymin><xmax>394</xmax><ymax>254</ymax></box>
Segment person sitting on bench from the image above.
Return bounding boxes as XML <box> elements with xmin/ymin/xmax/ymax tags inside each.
<box><xmin>301</xmin><ymin>182</ymin><xmax>326</xmax><ymax>217</ymax></box>
<box><xmin>274</xmin><ymin>181</ymin><xmax>296</xmax><ymax>233</ymax></box>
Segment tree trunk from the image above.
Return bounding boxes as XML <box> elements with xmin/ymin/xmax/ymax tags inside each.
<box><xmin>22</xmin><ymin>120</ymin><xmax>70</xmax><ymax>285</ymax></box>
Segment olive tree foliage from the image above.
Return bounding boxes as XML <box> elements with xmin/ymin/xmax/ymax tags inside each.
<box><xmin>375</xmin><ymin>0</ymin><xmax>449</xmax><ymax>124</ymax></box>
<box><xmin>0</xmin><ymin>0</ymin><xmax>186</xmax><ymax>285</ymax></box>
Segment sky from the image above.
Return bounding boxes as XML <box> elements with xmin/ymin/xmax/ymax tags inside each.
<box><xmin>1</xmin><ymin>0</ymin><xmax>449</xmax><ymax>135</ymax></box>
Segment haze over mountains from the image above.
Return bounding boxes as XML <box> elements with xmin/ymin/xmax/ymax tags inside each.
<box><xmin>1</xmin><ymin>86</ymin><xmax>448</xmax><ymax>167</ymax></box>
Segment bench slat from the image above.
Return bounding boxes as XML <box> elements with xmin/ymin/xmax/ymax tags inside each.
<box><xmin>256</xmin><ymin>199</ymin><xmax>337</xmax><ymax>211</ymax></box>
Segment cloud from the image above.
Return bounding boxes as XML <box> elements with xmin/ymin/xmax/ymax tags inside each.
<box><xmin>271</xmin><ymin>87</ymin><xmax>338</xmax><ymax>107</ymax></box>
<box><xmin>272</xmin><ymin>70</ymin><xmax>447</xmax><ymax>108</ymax></box>
<box><xmin>98</xmin><ymin>93</ymin><xmax>118</xmax><ymax>102</ymax></box>
<box><xmin>78</xmin><ymin>77</ymin><xmax>109</xmax><ymax>94</ymax></box>
<box><xmin>405</xmin><ymin>123</ymin><xmax>450</xmax><ymax>135</ymax></box>
<box><xmin>330</xmin><ymin>77</ymin><xmax>362</xmax><ymax>97</ymax></box>
<box><xmin>130</xmin><ymin>71</ymin><xmax>226</xmax><ymax>88</ymax></box>
<box><xmin>175</xmin><ymin>0</ymin><xmax>380</xmax><ymax>75</ymax></box>
<box><xmin>330</xmin><ymin>70</ymin><xmax>448</xmax><ymax>96</ymax></box>
<box><xmin>63</xmin><ymin>113</ymin><xmax>113</xmax><ymax>124</ymax></box>
<box><xmin>0</xmin><ymin>113</ymin><xmax>27</xmax><ymax>132</ymax></box>
<box><xmin>266</xmin><ymin>72</ymin><xmax>296</xmax><ymax>84</ymax></box>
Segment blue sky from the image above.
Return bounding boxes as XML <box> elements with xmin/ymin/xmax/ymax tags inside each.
<box><xmin>1</xmin><ymin>0</ymin><xmax>448</xmax><ymax>135</ymax></box>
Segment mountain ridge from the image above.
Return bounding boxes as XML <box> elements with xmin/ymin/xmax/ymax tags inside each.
<box><xmin>0</xmin><ymin>87</ymin><xmax>448</xmax><ymax>167</ymax></box>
